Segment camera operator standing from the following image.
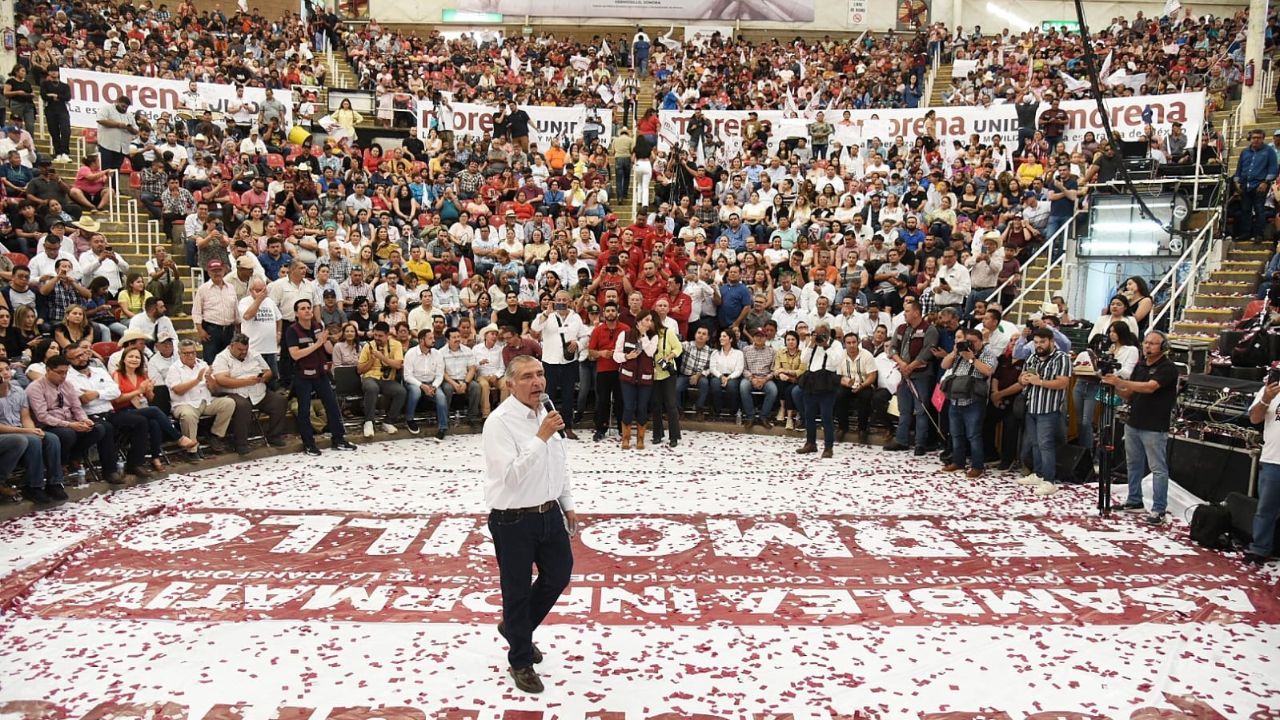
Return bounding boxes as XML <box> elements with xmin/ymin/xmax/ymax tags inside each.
<box><xmin>940</xmin><ymin>328</ymin><xmax>997</xmax><ymax>478</ymax></box>
<box><xmin>1102</xmin><ymin>331</ymin><xmax>1179</xmax><ymax>525</ymax></box>
<box><xmin>796</xmin><ymin>323</ymin><xmax>843</xmax><ymax>459</ymax></box>
<box><xmin>1244</xmin><ymin>378</ymin><xmax>1280</xmax><ymax>565</ymax></box>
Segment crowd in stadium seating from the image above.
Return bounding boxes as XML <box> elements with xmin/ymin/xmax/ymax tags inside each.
<box><xmin>11</xmin><ymin>0</ymin><xmax>335</xmax><ymax>92</ymax></box>
<box><xmin>0</xmin><ymin>0</ymin><xmax>1259</xmax><ymax>512</ymax></box>
<box><xmin>942</xmin><ymin>10</ymin><xmax>1252</xmax><ymax>112</ymax></box>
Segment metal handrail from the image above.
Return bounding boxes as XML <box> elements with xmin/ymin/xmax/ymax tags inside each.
<box><xmin>1149</xmin><ymin>207</ymin><xmax>1222</xmax><ymax>300</ymax></box>
<box><xmin>1150</xmin><ymin>208</ymin><xmax>1224</xmax><ymax>331</ymax></box>
<box><xmin>983</xmin><ymin>207</ymin><xmax>1085</xmax><ymax>305</ymax></box>
<box><xmin>1004</xmin><ymin>252</ymin><xmax>1067</xmax><ymax>320</ymax></box>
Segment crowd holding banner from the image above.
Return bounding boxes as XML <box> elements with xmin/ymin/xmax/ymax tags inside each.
<box><xmin>658</xmin><ymin>92</ymin><xmax>1205</xmax><ymax>156</ymax></box>
<box><xmin>62</xmin><ymin>69</ymin><xmax>293</xmax><ymax>129</ymax></box>
<box><xmin>416</xmin><ymin>100</ymin><xmax>615</xmax><ymax>150</ymax></box>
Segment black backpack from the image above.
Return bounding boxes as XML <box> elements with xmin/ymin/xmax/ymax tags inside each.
<box><xmin>1231</xmin><ymin>331</ymin><xmax>1269</xmax><ymax>367</ymax></box>
<box><xmin>1189</xmin><ymin>503</ymin><xmax>1233</xmax><ymax>551</ymax></box>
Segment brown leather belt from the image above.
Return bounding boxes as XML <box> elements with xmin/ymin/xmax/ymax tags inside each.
<box><xmin>490</xmin><ymin>500</ymin><xmax>557</xmax><ymax>518</ymax></box>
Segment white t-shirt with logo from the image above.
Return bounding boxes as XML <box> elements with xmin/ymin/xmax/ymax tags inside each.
<box><xmin>238</xmin><ymin>295</ymin><xmax>282</xmax><ymax>356</ymax></box>
<box><xmin>1255</xmin><ymin>387</ymin><xmax>1280</xmax><ymax>465</ymax></box>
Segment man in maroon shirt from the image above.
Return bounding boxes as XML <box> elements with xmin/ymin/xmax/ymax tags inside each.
<box><xmin>588</xmin><ymin>301</ymin><xmax>629</xmax><ymax>442</ymax></box>
<box><xmin>500</xmin><ymin>325</ymin><xmax>542</xmax><ymax>368</ymax></box>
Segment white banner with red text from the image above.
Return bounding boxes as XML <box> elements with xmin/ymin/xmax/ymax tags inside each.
<box><xmin>62</xmin><ymin>68</ymin><xmax>293</xmax><ymax>130</ymax></box>
<box><xmin>416</xmin><ymin>101</ymin><xmax>614</xmax><ymax>149</ymax></box>
<box><xmin>658</xmin><ymin>92</ymin><xmax>1204</xmax><ymax>157</ymax></box>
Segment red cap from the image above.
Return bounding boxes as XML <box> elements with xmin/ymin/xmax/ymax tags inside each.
<box><xmin>207</xmin><ymin>260</ymin><xmax>225</xmax><ymax>270</ymax></box>
<box><xmin>606</xmin><ymin>213</ymin><xmax>619</xmax><ymax>221</ymax></box>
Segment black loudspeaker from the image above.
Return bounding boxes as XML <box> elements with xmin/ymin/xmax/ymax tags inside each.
<box><xmin>1056</xmin><ymin>443</ymin><xmax>1094</xmax><ymax>484</ymax></box>
<box><xmin>1168</xmin><ymin>437</ymin><xmax>1257</xmax><ymax>503</ymax></box>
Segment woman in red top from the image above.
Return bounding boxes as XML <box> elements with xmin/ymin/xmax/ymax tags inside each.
<box><xmin>113</xmin><ymin>347</ymin><xmax>198</xmax><ymax>470</ymax></box>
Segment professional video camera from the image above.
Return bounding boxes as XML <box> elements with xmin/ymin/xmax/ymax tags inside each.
<box><xmin>1095</xmin><ymin>351</ymin><xmax>1122</xmax><ymax>376</ymax></box>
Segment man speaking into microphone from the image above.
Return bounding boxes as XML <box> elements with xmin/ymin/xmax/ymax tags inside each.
<box><xmin>482</xmin><ymin>354</ymin><xmax>579</xmax><ymax>694</ymax></box>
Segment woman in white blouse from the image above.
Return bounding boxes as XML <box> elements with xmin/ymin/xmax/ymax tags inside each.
<box><xmin>1087</xmin><ymin>295</ymin><xmax>1140</xmax><ymax>343</ymax></box>
<box><xmin>1073</xmin><ymin>322</ymin><xmax>1139</xmax><ymax>454</ymax></box>
<box><xmin>708</xmin><ymin>328</ymin><xmax>745</xmax><ymax>420</ymax></box>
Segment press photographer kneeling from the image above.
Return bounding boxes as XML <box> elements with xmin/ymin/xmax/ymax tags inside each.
<box><xmin>940</xmin><ymin>328</ymin><xmax>997</xmax><ymax>478</ymax></box>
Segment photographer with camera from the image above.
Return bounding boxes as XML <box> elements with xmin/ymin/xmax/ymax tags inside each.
<box><xmin>532</xmin><ymin>290</ymin><xmax>586</xmax><ymax>440</ymax></box>
<box><xmin>1101</xmin><ymin>331</ymin><xmax>1180</xmax><ymax>525</ymax></box>
<box><xmin>796</xmin><ymin>323</ymin><xmax>844</xmax><ymax>459</ymax></box>
<box><xmin>940</xmin><ymin>328</ymin><xmax>997</xmax><ymax>478</ymax></box>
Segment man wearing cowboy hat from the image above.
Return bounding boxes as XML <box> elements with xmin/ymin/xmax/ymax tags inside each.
<box><xmin>965</xmin><ymin>231</ymin><xmax>1004</xmax><ymax>317</ymax></box>
<box><xmin>1012</xmin><ymin>303</ymin><xmax>1073</xmax><ymax>360</ymax></box>
<box><xmin>474</xmin><ymin>324</ymin><xmax>507</xmax><ymax>418</ymax></box>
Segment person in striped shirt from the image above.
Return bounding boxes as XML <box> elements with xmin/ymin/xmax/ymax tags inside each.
<box><xmin>1016</xmin><ymin>327</ymin><xmax>1071</xmax><ymax>497</ymax></box>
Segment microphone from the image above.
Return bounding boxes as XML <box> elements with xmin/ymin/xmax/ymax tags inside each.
<box><xmin>540</xmin><ymin>392</ymin><xmax>566</xmax><ymax>438</ymax></box>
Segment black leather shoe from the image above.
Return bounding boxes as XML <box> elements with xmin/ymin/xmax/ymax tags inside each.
<box><xmin>883</xmin><ymin>441</ymin><xmax>909</xmax><ymax>451</ymax></box>
<box><xmin>508</xmin><ymin>665</ymin><xmax>544</xmax><ymax>694</ymax></box>
<box><xmin>21</xmin><ymin>486</ymin><xmax>51</xmax><ymax>504</ymax></box>
<box><xmin>267</xmin><ymin>437</ymin><xmax>288</xmax><ymax>448</ymax></box>
<box><xmin>498</xmin><ymin>621</ymin><xmax>543</xmax><ymax>664</ymax></box>
<box><xmin>1243</xmin><ymin>551</ymin><xmax>1269</xmax><ymax>566</ymax></box>
<box><xmin>45</xmin><ymin>484</ymin><xmax>69</xmax><ymax>501</ymax></box>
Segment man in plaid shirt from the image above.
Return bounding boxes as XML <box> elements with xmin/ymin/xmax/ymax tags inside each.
<box><xmin>677</xmin><ymin>326</ymin><xmax>713</xmax><ymax>419</ymax></box>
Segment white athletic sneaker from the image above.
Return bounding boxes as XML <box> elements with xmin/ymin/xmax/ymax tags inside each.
<box><xmin>55</xmin><ymin>154</ymin><xmax>72</xmax><ymax>163</ymax></box>
<box><xmin>381</xmin><ymin>422</ymin><xmax>398</xmax><ymax>434</ymax></box>
<box><xmin>362</xmin><ymin>421</ymin><xmax>374</xmax><ymax>438</ymax></box>
<box><xmin>1034</xmin><ymin>481</ymin><xmax>1059</xmax><ymax>497</ymax></box>
<box><xmin>1016</xmin><ymin>473</ymin><xmax>1043</xmax><ymax>486</ymax></box>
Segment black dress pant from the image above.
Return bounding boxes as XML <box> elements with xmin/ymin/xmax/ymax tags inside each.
<box><xmin>835</xmin><ymin>384</ymin><xmax>875</xmax><ymax>432</ymax></box>
<box><xmin>594</xmin><ymin>370</ymin><xmax>622</xmax><ymax>434</ymax></box>
<box><xmin>107</xmin><ymin>411</ymin><xmax>150</xmax><ymax>468</ymax></box>
<box><xmin>544</xmin><ymin>361</ymin><xmax>578</xmax><ymax>430</ymax></box>
<box><xmin>45</xmin><ymin>104</ymin><xmax>71</xmax><ymax>157</ymax></box>
<box><xmin>650</xmin><ymin>375</ymin><xmax>680</xmax><ymax>442</ymax></box>
<box><xmin>489</xmin><ymin>503</ymin><xmax>573</xmax><ymax>668</ymax></box>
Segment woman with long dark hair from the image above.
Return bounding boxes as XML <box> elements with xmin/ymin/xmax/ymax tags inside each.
<box><xmin>613</xmin><ymin>309</ymin><xmax>658</xmax><ymax>450</ymax></box>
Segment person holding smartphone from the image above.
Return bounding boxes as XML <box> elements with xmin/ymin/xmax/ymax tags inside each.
<box><xmin>1244</xmin><ymin>374</ymin><xmax>1280</xmax><ymax>566</ymax></box>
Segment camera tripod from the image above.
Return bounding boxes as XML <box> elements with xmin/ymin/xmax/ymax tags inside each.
<box><xmin>1095</xmin><ymin>381</ymin><xmax>1121</xmax><ymax>516</ymax></box>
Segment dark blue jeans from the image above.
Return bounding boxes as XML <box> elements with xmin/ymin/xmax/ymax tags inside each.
<box><xmin>0</xmin><ymin>432</ymin><xmax>62</xmax><ymax>488</ymax></box>
<box><xmin>1250</xmin><ymin>462</ymin><xmax>1280</xmax><ymax>557</ymax></box>
<box><xmin>949</xmin><ymin>401</ymin><xmax>986</xmax><ymax>470</ymax></box>
<box><xmin>620</xmin><ymin>381</ymin><xmax>652</xmax><ymax>425</ymax></box>
<box><xmin>1026</xmin><ymin>410</ymin><xmax>1065</xmax><ymax>482</ymax></box>
<box><xmin>895</xmin><ymin>375</ymin><xmax>932</xmax><ymax>449</ymax></box>
<box><xmin>676</xmin><ymin>373</ymin><xmax>709</xmax><ymax>411</ymax></box>
<box><xmin>803</xmin><ymin>390</ymin><xmax>836</xmax><ymax>449</ymax></box>
<box><xmin>488</xmin><ymin>503</ymin><xmax>573</xmax><ymax>668</ymax></box>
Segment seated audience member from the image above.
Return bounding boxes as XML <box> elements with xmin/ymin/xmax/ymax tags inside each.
<box><xmin>167</xmin><ymin>339</ymin><xmax>237</xmax><ymax>459</ymax></box>
<box><xmin>439</xmin><ymin>327</ymin><xmax>482</xmax><ymax>424</ymax></box>
<box><xmin>403</xmin><ymin>328</ymin><xmax>449</xmax><ymax>439</ymax></box>
<box><xmin>357</xmin><ymin>321</ymin><xmax>407</xmax><ymax>437</ymax></box>
<box><xmin>0</xmin><ymin>357</ymin><xmax>65</xmax><ymax>503</ymax></box>
<box><xmin>27</xmin><ymin>354</ymin><xmax>121</xmax><ymax>484</ymax></box>
<box><xmin>211</xmin><ymin>333</ymin><xmax>290</xmax><ymax>454</ymax></box>
<box><xmin>111</xmin><ymin>345</ymin><xmax>199</xmax><ymax>471</ymax></box>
